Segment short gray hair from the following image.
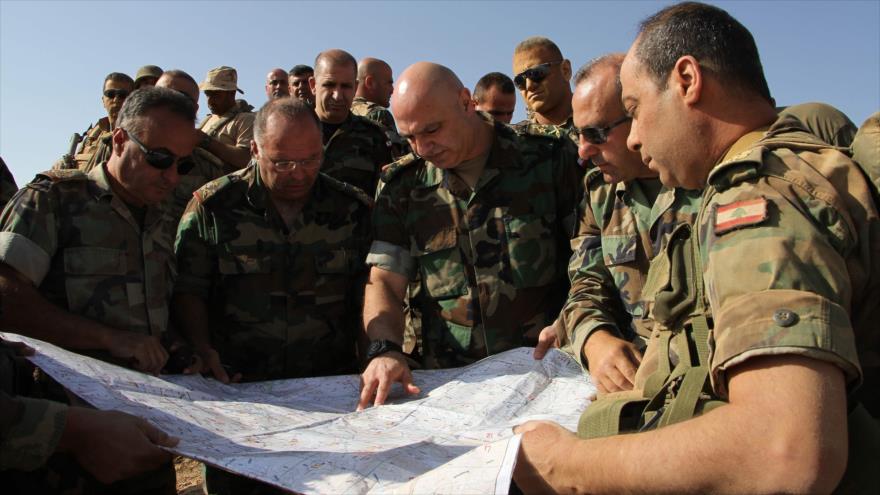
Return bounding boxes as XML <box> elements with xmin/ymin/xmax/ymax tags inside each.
<box><xmin>253</xmin><ymin>97</ymin><xmax>322</xmax><ymax>146</ymax></box>
<box><xmin>574</xmin><ymin>53</ymin><xmax>625</xmax><ymax>96</ymax></box>
<box><xmin>116</xmin><ymin>86</ymin><xmax>196</xmax><ymax>136</ymax></box>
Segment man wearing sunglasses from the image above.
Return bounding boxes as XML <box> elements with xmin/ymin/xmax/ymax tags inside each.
<box><xmin>0</xmin><ymin>86</ymin><xmax>196</xmax><ymax>493</ymax></box>
<box><xmin>56</xmin><ymin>72</ymin><xmax>134</xmax><ymax>171</ymax></box>
<box><xmin>512</xmin><ymin>36</ymin><xmax>577</xmax><ymax>144</ymax></box>
<box><xmin>535</xmin><ymin>54</ymin><xmax>700</xmax><ymax>396</ymax></box>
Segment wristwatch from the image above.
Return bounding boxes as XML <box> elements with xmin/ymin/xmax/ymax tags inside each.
<box><xmin>365</xmin><ymin>339</ymin><xmax>403</xmax><ymax>362</ymax></box>
<box><xmin>199</xmin><ymin>133</ymin><xmax>213</xmax><ymax>149</ymax></box>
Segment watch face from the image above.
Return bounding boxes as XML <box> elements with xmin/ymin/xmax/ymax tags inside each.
<box><xmin>367</xmin><ymin>340</ymin><xmax>384</xmax><ymax>356</ymax></box>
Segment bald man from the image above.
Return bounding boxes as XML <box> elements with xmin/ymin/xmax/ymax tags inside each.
<box><xmin>156</xmin><ymin>70</ymin><xmax>235</xmax><ymax>220</ymax></box>
<box><xmin>352</xmin><ymin>57</ymin><xmax>396</xmax><ymax>129</ymax></box>
<box><xmin>264</xmin><ymin>68</ymin><xmax>290</xmax><ymax>100</ymax></box>
<box><xmin>357</xmin><ymin>62</ymin><xmax>584</xmax><ymax>410</ymax></box>
<box><xmin>309</xmin><ymin>49</ymin><xmax>394</xmax><ymax>196</ymax></box>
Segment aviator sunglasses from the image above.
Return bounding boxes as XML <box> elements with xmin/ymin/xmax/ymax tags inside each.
<box><xmin>123</xmin><ymin>129</ymin><xmax>193</xmax><ymax>175</ymax></box>
<box><xmin>577</xmin><ymin>116</ymin><xmax>632</xmax><ymax>145</ymax></box>
<box><xmin>103</xmin><ymin>88</ymin><xmax>130</xmax><ymax>99</ymax></box>
<box><xmin>513</xmin><ymin>60</ymin><xmax>562</xmax><ymax>90</ymax></box>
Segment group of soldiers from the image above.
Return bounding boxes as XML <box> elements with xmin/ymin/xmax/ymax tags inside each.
<box><xmin>1</xmin><ymin>1</ymin><xmax>879</xmax><ymax>494</ymax></box>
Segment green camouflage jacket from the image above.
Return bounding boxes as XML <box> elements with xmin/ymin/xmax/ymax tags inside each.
<box><xmin>174</xmin><ymin>164</ymin><xmax>372</xmax><ymax>381</ymax></box>
<box><xmin>351</xmin><ymin>96</ymin><xmax>398</xmax><ymax>132</ymax></box>
<box><xmin>562</xmin><ymin>172</ymin><xmax>701</xmax><ymax>367</ymax></box>
<box><xmin>322</xmin><ymin>113</ymin><xmax>395</xmax><ymax>198</ymax></box>
<box><xmin>631</xmin><ymin>118</ymin><xmax>879</xmax><ymax>408</ymax></box>
<box><xmin>0</xmin><ymin>157</ymin><xmax>18</xmax><ymax>211</ymax></box>
<box><xmin>851</xmin><ymin>111</ymin><xmax>879</xmax><ymax>196</ymax></box>
<box><xmin>166</xmin><ymin>147</ymin><xmax>237</xmax><ymax>222</ymax></box>
<box><xmin>0</xmin><ymin>165</ymin><xmax>177</xmax><ymax>360</ymax></box>
<box><xmin>369</xmin><ymin>118</ymin><xmax>584</xmax><ymax>367</ymax></box>
<box><xmin>0</xmin><ymin>392</ymin><xmax>67</xmax><ymax>471</ymax></box>
<box><xmin>513</xmin><ymin>115</ymin><xmax>579</xmax><ymax>145</ymax></box>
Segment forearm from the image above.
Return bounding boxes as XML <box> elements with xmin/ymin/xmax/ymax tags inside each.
<box><xmin>202</xmin><ymin>140</ymin><xmax>250</xmax><ymax>169</ymax></box>
<box><xmin>363</xmin><ymin>268</ymin><xmax>407</xmax><ymax>344</ymax></box>
<box><xmin>171</xmin><ymin>293</ymin><xmax>212</xmax><ymax>349</ymax></box>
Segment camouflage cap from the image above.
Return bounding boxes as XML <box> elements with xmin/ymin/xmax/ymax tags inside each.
<box><xmin>134</xmin><ymin>65</ymin><xmax>163</xmax><ymax>83</ymax></box>
<box><xmin>200</xmin><ymin>66</ymin><xmax>244</xmax><ymax>94</ymax></box>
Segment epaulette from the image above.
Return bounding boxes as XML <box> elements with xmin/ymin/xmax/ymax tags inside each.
<box><xmin>27</xmin><ymin>169</ymin><xmax>87</xmax><ymax>192</ymax></box>
<box><xmin>320</xmin><ymin>173</ymin><xmax>374</xmax><ymax>208</ymax></box>
<box><xmin>192</xmin><ymin>169</ymin><xmax>246</xmax><ymax>206</ymax></box>
<box><xmin>380</xmin><ymin>153</ymin><xmax>421</xmax><ymax>183</ymax></box>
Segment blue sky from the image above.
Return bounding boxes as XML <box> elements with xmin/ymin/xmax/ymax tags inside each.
<box><xmin>1</xmin><ymin>0</ymin><xmax>878</xmax><ymax>185</ymax></box>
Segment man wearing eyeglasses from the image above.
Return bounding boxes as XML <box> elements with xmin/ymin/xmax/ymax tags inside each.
<box><xmin>0</xmin><ymin>86</ymin><xmax>195</xmax><ymax>493</ymax></box>
<box><xmin>536</xmin><ymin>54</ymin><xmax>700</xmax><ymax>395</ymax></box>
<box><xmin>264</xmin><ymin>67</ymin><xmax>290</xmax><ymax>101</ymax></box>
<box><xmin>473</xmin><ymin>72</ymin><xmax>517</xmax><ymax>124</ymax></box>
<box><xmin>56</xmin><ymin>72</ymin><xmax>134</xmax><ymax>171</ymax></box>
<box><xmin>511</xmin><ymin>36</ymin><xmax>577</xmax><ymax>144</ymax></box>
<box><xmin>173</xmin><ymin>98</ymin><xmax>371</xmax><ymax>389</ymax></box>
<box><xmin>197</xmin><ymin>66</ymin><xmax>255</xmax><ymax>170</ymax></box>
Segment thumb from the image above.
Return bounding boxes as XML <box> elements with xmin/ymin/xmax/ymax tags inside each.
<box><xmin>533</xmin><ymin>327</ymin><xmax>555</xmax><ymax>360</ymax></box>
<box><xmin>140</xmin><ymin>420</ymin><xmax>179</xmax><ymax>448</ymax></box>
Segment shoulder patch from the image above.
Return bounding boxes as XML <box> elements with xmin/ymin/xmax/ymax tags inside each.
<box><xmin>320</xmin><ymin>173</ymin><xmax>374</xmax><ymax>208</ymax></box>
<box><xmin>380</xmin><ymin>153</ymin><xmax>421</xmax><ymax>183</ymax></box>
<box><xmin>714</xmin><ymin>197</ymin><xmax>768</xmax><ymax>234</ymax></box>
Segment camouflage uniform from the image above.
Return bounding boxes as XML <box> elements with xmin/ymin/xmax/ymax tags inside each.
<box><xmin>322</xmin><ymin>112</ymin><xmax>395</xmax><ymax>197</ymax></box>
<box><xmin>0</xmin><ymin>392</ymin><xmax>67</xmax><ymax>473</ymax></box>
<box><xmin>174</xmin><ymin>163</ymin><xmax>372</xmax><ymax>382</ymax></box>
<box><xmin>776</xmin><ymin>102</ymin><xmax>857</xmax><ymax>148</ymax></box>
<box><xmin>0</xmin><ymin>157</ymin><xmax>18</xmax><ymax>210</ymax></box>
<box><xmin>561</xmin><ymin>170</ymin><xmax>701</xmax><ymax>367</ymax></box>
<box><xmin>166</xmin><ymin>147</ymin><xmax>236</xmax><ymax>222</ymax></box>
<box><xmin>0</xmin><ymin>165</ymin><xmax>177</xmax><ymax>365</ymax></box>
<box><xmin>851</xmin><ymin>111</ymin><xmax>879</xmax><ymax>195</ymax></box>
<box><xmin>368</xmin><ymin>118</ymin><xmax>583</xmax><ymax>368</ymax></box>
<box><xmin>350</xmin><ymin>97</ymin><xmax>409</xmax><ymax>159</ymax></box>
<box><xmin>198</xmin><ymin>100</ymin><xmax>255</xmax><ymax>158</ymax></box>
<box><xmin>513</xmin><ymin>115</ymin><xmax>579</xmax><ymax>145</ymax></box>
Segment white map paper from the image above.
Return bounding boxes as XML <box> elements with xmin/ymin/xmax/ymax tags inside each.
<box><xmin>2</xmin><ymin>333</ymin><xmax>595</xmax><ymax>494</ymax></box>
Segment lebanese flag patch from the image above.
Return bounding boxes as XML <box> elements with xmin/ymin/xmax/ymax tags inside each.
<box><xmin>714</xmin><ymin>197</ymin><xmax>768</xmax><ymax>234</ymax></box>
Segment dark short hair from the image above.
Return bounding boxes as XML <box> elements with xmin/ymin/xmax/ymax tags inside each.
<box><xmin>253</xmin><ymin>97</ymin><xmax>322</xmax><ymax>146</ymax></box>
<box><xmin>473</xmin><ymin>72</ymin><xmax>515</xmax><ymax>102</ymax></box>
<box><xmin>116</xmin><ymin>87</ymin><xmax>196</xmax><ymax>135</ymax></box>
<box><xmin>289</xmin><ymin>64</ymin><xmax>314</xmax><ymax>77</ymax></box>
<box><xmin>103</xmin><ymin>72</ymin><xmax>134</xmax><ymax>89</ymax></box>
<box><xmin>635</xmin><ymin>1</ymin><xmax>772</xmax><ymax>102</ymax></box>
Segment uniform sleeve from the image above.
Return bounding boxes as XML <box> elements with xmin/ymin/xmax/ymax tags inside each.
<box><xmin>173</xmin><ymin>199</ymin><xmax>217</xmax><ymax>299</ymax></box>
<box><xmin>0</xmin><ymin>391</ymin><xmax>68</xmax><ymax>471</ymax></box>
<box><xmin>702</xmin><ymin>173</ymin><xmax>863</xmax><ymax>397</ymax></box>
<box><xmin>0</xmin><ymin>157</ymin><xmax>19</xmax><ymax>211</ymax></box>
<box><xmin>562</xmin><ymin>187</ymin><xmax>629</xmax><ymax>368</ymax></box>
<box><xmin>366</xmin><ymin>180</ymin><xmax>415</xmax><ymax>278</ymax></box>
<box><xmin>0</xmin><ymin>182</ymin><xmax>58</xmax><ymax>285</ymax></box>
<box><xmin>232</xmin><ymin>113</ymin><xmax>255</xmax><ymax>149</ymax></box>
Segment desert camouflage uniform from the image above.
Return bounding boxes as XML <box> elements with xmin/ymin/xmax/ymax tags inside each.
<box><xmin>0</xmin><ymin>157</ymin><xmax>18</xmax><ymax>210</ymax></box>
<box><xmin>777</xmin><ymin>102</ymin><xmax>857</xmax><ymax>148</ymax></box>
<box><xmin>322</xmin><ymin>113</ymin><xmax>395</xmax><ymax>197</ymax></box>
<box><xmin>561</xmin><ymin>170</ymin><xmax>701</xmax><ymax>368</ymax></box>
<box><xmin>0</xmin><ymin>165</ymin><xmax>177</xmax><ymax>364</ymax></box>
<box><xmin>174</xmin><ymin>163</ymin><xmax>372</xmax><ymax>382</ymax></box>
<box><xmin>851</xmin><ymin>111</ymin><xmax>879</xmax><ymax>195</ymax></box>
<box><xmin>198</xmin><ymin>100</ymin><xmax>255</xmax><ymax>157</ymax></box>
<box><xmin>368</xmin><ymin>117</ymin><xmax>583</xmax><ymax>368</ymax></box>
<box><xmin>514</xmin><ymin>115</ymin><xmax>579</xmax><ymax>145</ymax></box>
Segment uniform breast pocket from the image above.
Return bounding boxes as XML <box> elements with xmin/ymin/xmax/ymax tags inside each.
<box><xmin>314</xmin><ymin>248</ymin><xmax>358</xmax><ymax>306</ymax></box>
<box><xmin>63</xmin><ymin>246</ymin><xmax>128</xmax><ymax>315</ymax></box>
<box><xmin>218</xmin><ymin>251</ymin><xmax>274</xmax><ymax>323</ymax></box>
<box><xmin>601</xmin><ymin>235</ymin><xmax>638</xmax><ymax>266</ymax></box>
<box><xmin>504</xmin><ymin>213</ymin><xmax>558</xmax><ymax>288</ymax></box>
<box><xmin>414</xmin><ymin>228</ymin><xmax>468</xmax><ymax>300</ymax></box>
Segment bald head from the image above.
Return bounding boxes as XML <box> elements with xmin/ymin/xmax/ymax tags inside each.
<box><xmin>265</xmin><ymin>68</ymin><xmax>290</xmax><ymax>100</ymax></box>
<box><xmin>356</xmin><ymin>57</ymin><xmax>394</xmax><ymax>106</ymax></box>
<box><xmin>156</xmin><ymin>70</ymin><xmax>199</xmax><ymax>107</ymax></box>
<box><xmin>314</xmin><ymin>49</ymin><xmax>357</xmax><ymax>78</ymax></box>
<box><xmin>393</xmin><ymin>62</ymin><xmax>464</xmax><ymax>114</ymax></box>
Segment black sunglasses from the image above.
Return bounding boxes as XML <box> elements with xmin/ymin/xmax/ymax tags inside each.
<box><xmin>513</xmin><ymin>61</ymin><xmax>562</xmax><ymax>90</ymax></box>
<box><xmin>123</xmin><ymin>129</ymin><xmax>193</xmax><ymax>175</ymax></box>
<box><xmin>103</xmin><ymin>88</ymin><xmax>130</xmax><ymax>99</ymax></box>
<box><xmin>577</xmin><ymin>116</ymin><xmax>632</xmax><ymax>145</ymax></box>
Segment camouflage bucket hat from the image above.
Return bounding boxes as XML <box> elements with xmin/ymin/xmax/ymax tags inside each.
<box><xmin>200</xmin><ymin>66</ymin><xmax>244</xmax><ymax>94</ymax></box>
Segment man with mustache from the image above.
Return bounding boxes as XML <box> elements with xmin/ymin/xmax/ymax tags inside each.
<box><xmin>310</xmin><ymin>49</ymin><xmax>395</xmax><ymax>196</ymax></box>
<box><xmin>173</xmin><ymin>97</ymin><xmax>372</xmax><ymax>494</ymax></box>
<box><xmin>288</xmin><ymin>64</ymin><xmax>315</xmax><ymax>106</ymax></box>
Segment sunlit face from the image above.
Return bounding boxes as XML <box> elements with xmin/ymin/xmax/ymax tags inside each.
<box><xmin>204</xmin><ymin>90</ymin><xmax>236</xmax><ymax>116</ymax></box>
<box><xmin>512</xmin><ymin>47</ymin><xmax>570</xmax><ymax>117</ymax></box>
<box><xmin>102</xmin><ymin>79</ymin><xmax>133</xmax><ymax>121</ymax></box>
<box><xmin>621</xmin><ymin>46</ymin><xmax>698</xmax><ymax>189</ymax></box>
<box><xmin>475</xmin><ymin>85</ymin><xmax>516</xmax><ymax>124</ymax></box>
<box><xmin>110</xmin><ymin>109</ymin><xmax>195</xmax><ymax>206</ymax></box>
<box><xmin>394</xmin><ymin>83</ymin><xmax>474</xmax><ymax>169</ymax></box>
<box><xmin>572</xmin><ymin>69</ymin><xmax>653</xmax><ymax>184</ymax></box>
<box><xmin>252</xmin><ymin>114</ymin><xmax>324</xmax><ymax>203</ymax></box>
<box><xmin>265</xmin><ymin>70</ymin><xmax>290</xmax><ymax>100</ymax></box>
<box><xmin>289</xmin><ymin>74</ymin><xmax>314</xmax><ymax>103</ymax></box>
<box><xmin>311</xmin><ymin>63</ymin><xmax>357</xmax><ymax>124</ymax></box>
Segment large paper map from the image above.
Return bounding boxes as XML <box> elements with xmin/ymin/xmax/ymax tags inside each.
<box><xmin>2</xmin><ymin>333</ymin><xmax>595</xmax><ymax>494</ymax></box>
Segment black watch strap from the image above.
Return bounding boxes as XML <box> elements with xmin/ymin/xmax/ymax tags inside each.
<box><xmin>365</xmin><ymin>339</ymin><xmax>403</xmax><ymax>361</ymax></box>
